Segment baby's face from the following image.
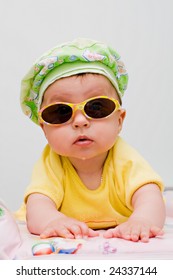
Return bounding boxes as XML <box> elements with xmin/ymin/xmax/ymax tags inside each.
<box><xmin>40</xmin><ymin>74</ymin><xmax>126</xmax><ymax>161</ymax></box>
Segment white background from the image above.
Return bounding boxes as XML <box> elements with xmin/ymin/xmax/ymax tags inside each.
<box><xmin>0</xmin><ymin>0</ymin><xmax>172</xmax><ymax>211</ymax></box>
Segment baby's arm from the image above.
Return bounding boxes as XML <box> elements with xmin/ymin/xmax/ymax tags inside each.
<box><xmin>104</xmin><ymin>184</ymin><xmax>166</xmax><ymax>242</ymax></box>
<box><xmin>26</xmin><ymin>193</ymin><xmax>99</xmax><ymax>239</ymax></box>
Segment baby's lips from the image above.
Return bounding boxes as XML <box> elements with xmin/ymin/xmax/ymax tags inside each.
<box><xmin>74</xmin><ymin>135</ymin><xmax>93</xmax><ymax>144</ymax></box>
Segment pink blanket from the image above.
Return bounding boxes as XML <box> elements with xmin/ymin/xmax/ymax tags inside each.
<box><xmin>15</xmin><ymin>217</ymin><xmax>173</xmax><ymax>260</ymax></box>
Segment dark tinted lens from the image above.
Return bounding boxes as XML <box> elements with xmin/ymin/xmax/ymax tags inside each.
<box><xmin>84</xmin><ymin>98</ymin><xmax>115</xmax><ymax>118</ymax></box>
<box><xmin>41</xmin><ymin>104</ymin><xmax>72</xmax><ymax>124</ymax></box>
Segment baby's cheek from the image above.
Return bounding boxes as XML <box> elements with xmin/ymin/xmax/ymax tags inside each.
<box><xmin>44</xmin><ymin>128</ymin><xmax>68</xmax><ymax>150</ymax></box>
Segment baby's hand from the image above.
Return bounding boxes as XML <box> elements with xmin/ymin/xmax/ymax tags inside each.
<box><xmin>103</xmin><ymin>218</ymin><xmax>164</xmax><ymax>242</ymax></box>
<box><xmin>40</xmin><ymin>216</ymin><xmax>99</xmax><ymax>239</ymax></box>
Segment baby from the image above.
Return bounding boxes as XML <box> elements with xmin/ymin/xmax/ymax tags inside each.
<box><xmin>17</xmin><ymin>38</ymin><xmax>165</xmax><ymax>242</ymax></box>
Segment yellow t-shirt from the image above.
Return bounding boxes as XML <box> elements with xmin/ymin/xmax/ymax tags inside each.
<box><xmin>16</xmin><ymin>137</ymin><xmax>164</xmax><ymax>229</ymax></box>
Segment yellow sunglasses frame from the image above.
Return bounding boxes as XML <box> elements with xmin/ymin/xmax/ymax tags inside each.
<box><xmin>38</xmin><ymin>95</ymin><xmax>121</xmax><ymax>126</ymax></box>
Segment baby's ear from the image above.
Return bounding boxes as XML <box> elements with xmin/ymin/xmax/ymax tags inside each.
<box><xmin>118</xmin><ymin>109</ymin><xmax>126</xmax><ymax>133</ymax></box>
<box><xmin>39</xmin><ymin>123</ymin><xmax>47</xmax><ymax>139</ymax></box>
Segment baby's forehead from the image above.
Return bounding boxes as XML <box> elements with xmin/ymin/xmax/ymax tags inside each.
<box><xmin>72</xmin><ymin>73</ymin><xmax>120</xmax><ymax>100</ymax></box>
<box><xmin>50</xmin><ymin>73</ymin><xmax>117</xmax><ymax>88</ymax></box>
<box><xmin>45</xmin><ymin>73</ymin><xmax>118</xmax><ymax>94</ymax></box>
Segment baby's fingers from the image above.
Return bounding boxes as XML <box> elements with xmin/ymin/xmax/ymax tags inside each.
<box><xmin>88</xmin><ymin>228</ymin><xmax>99</xmax><ymax>238</ymax></box>
<box><xmin>150</xmin><ymin>226</ymin><xmax>164</xmax><ymax>237</ymax></box>
<box><xmin>139</xmin><ymin>226</ymin><xmax>163</xmax><ymax>242</ymax></box>
<box><xmin>40</xmin><ymin>228</ymin><xmax>58</xmax><ymax>239</ymax></box>
<box><xmin>103</xmin><ymin>228</ymin><xmax>118</xmax><ymax>238</ymax></box>
<box><xmin>69</xmin><ymin>223</ymin><xmax>99</xmax><ymax>239</ymax></box>
<box><xmin>68</xmin><ymin>224</ymin><xmax>84</xmax><ymax>239</ymax></box>
<box><xmin>40</xmin><ymin>227</ymin><xmax>74</xmax><ymax>239</ymax></box>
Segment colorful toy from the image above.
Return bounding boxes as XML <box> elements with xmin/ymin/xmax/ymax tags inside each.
<box><xmin>32</xmin><ymin>242</ymin><xmax>55</xmax><ymax>256</ymax></box>
<box><xmin>32</xmin><ymin>240</ymin><xmax>82</xmax><ymax>256</ymax></box>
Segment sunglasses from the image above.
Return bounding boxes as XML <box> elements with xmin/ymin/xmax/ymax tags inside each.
<box><xmin>39</xmin><ymin>95</ymin><xmax>121</xmax><ymax>126</ymax></box>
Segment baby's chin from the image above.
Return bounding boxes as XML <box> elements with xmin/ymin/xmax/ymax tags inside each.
<box><xmin>67</xmin><ymin>150</ymin><xmax>109</xmax><ymax>163</ymax></box>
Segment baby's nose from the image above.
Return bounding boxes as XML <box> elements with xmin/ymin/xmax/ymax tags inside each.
<box><xmin>72</xmin><ymin>110</ymin><xmax>90</xmax><ymax>128</ymax></box>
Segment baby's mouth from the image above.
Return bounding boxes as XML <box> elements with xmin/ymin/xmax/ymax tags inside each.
<box><xmin>74</xmin><ymin>136</ymin><xmax>93</xmax><ymax>146</ymax></box>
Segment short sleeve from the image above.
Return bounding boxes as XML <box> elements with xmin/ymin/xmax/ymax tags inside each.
<box><xmin>24</xmin><ymin>145</ymin><xmax>64</xmax><ymax>209</ymax></box>
<box><xmin>113</xmin><ymin>138</ymin><xmax>164</xmax><ymax>211</ymax></box>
